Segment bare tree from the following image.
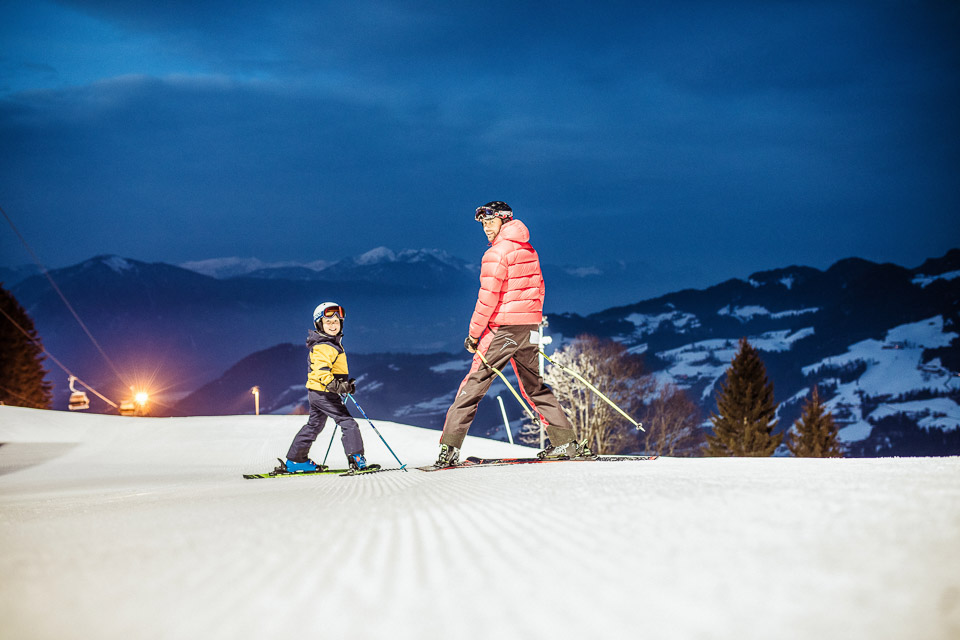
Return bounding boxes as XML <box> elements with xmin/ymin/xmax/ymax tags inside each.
<box><xmin>539</xmin><ymin>335</ymin><xmax>652</xmax><ymax>454</ymax></box>
<box><xmin>640</xmin><ymin>382</ymin><xmax>704</xmax><ymax>456</ymax></box>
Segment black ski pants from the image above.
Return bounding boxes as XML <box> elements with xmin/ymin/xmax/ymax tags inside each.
<box><xmin>440</xmin><ymin>324</ymin><xmax>576</xmax><ymax>449</ymax></box>
<box><xmin>286</xmin><ymin>390</ymin><xmax>363</xmax><ymax>463</ymax></box>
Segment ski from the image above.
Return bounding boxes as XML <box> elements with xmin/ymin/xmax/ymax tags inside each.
<box><xmin>243</xmin><ymin>468</ymin><xmax>347</xmax><ymax>479</ymax></box>
<box><xmin>416</xmin><ymin>454</ymin><xmax>658</xmax><ymax>472</ymax></box>
<box><xmin>338</xmin><ymin>464</ymin><xmax>384</xmax><ymax>477</ymax></box>
<box><xmin>243</xmin><ymin>463</ymin><xmax>385</xmax><ymax>479</ymax></box>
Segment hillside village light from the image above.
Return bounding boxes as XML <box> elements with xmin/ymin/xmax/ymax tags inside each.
<box><xmin>251</xmin><ymin>386</ymin><xmax>260</xmax><ymax>416</ymax></box>
<box><xmin>119</xmin><ymin>387</ymin><xmax>150</xmax><ymax>416</ymax></box>
<box><xmin>133</xmin><ymin>389</ymin><xmax>150</xmax><ymax>416</ymax></box>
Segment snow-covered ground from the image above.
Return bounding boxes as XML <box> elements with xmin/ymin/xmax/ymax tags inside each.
<box><xmin>1</xmin><ymin>405</ymin><xmax>958</xmax><ymax>640</ymax></box>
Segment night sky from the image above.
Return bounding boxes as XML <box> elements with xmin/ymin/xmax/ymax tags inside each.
<box><xmin>2</xmin><ymin>1</ymin><xmax>958</xmax><ymax>301</ymax></box>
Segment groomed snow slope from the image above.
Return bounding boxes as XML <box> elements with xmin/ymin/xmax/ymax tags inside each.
<box><xmin>1</xmin><ymin>406</ymin><xmax>958</xmax><ymax>640</ymax></box>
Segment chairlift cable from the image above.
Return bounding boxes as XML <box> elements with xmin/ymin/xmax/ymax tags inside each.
<box><xmin>1</xmin><ymin>203</ymin><xmax>128</xmax><ymax>386</ymax></box>
<box><xmin>0</xmin><ymin>304</ymin><xmax>118</xmax><ymax>408</ymax></box>
<box><xmin>0</xmin><ymin>382</ymin><xmax>41</xmax><ymax>406</ymax></box>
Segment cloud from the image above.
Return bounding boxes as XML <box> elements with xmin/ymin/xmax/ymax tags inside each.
<box><xmin>0</xmin><ymin>73</ymin><xmax>498</xmax><ymax>261</ymax></box>
<box><xmin>1</xmin><ymin>0</ymin><xmax>958</xmax><ymax>290</ymax></box>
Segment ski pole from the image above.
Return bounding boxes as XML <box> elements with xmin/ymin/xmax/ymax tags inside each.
<box><xmin>345</xmin><ymin>393</ymin><xmax>408</xmax><ymax>471</ymax></box>
<box><xmin>475</xmin><ymin>350</ymin><xmax>541</xmax><ymax>426</ymax></box>
<box><xmin>321</xmin><ymin>422</ymin><xmax>339</xmax><ymax>467</ymax></box>
<box><xmin>538</xmin><ymin>350</ymin><xmax>645</xmax><ymax>431</ymax></box>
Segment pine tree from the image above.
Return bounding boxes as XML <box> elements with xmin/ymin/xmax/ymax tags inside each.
<box><xmin>787</xmin><ymin>386</ymin><xmax>843</xmax><ymax>457</ymax></box>
<box><xmin>704</xmin><ymin>337</ymin><xmax>782</xmax><ymax>456</ymax></box>
<box><xmin>0</xmin><ymin>283</ymin><xmax>53</xmax><ymax>409</ymax></box>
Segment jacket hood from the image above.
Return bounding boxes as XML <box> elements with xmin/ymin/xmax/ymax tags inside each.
<box><xmin>493</xmin><ymin>219</ymin><xmax>530</xmax><ymax>245</ymax></box>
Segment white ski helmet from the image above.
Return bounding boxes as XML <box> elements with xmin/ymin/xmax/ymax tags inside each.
<box><xmin>313</xmin><ymin>302</ymin><xmax>345</xmax><ymax>334</ymax></box>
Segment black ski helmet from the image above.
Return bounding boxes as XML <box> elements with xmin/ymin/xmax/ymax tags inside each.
<box><xmin>475</xmin><ymin>201</ymin><xmax>513</xmax><ymax>222</ymax></box>
<box><xmin>313</xmin><ymin>302</ymin><xmax>345</xmax><ymax>335</ymax></box>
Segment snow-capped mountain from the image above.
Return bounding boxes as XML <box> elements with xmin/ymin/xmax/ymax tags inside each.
<box><xmin>546</xmin><ymin>250</ymin><xmax>960</xmax><ymax>456</ymax></box>
<box><xmin>178</xmin><ymin>256</ymin><xmax>332</xmax><ymax>279</ymax></box>
<box><xmin>10</xmin><ymin>252</ymin><xmax>480</xmax><ymax>401</ymax></box>
<box><xmin>0</xmin><ymin>263</ymin><xmax>40</xmax><ymax>287</ymax></box>
<box><xmin>174</xmin><ymin>250</ymin><xmax>652</xmax><ymax>308</ymax></box>
<box><xmin>179</xmin><ymin>247</ymin><xmax>473</xmax><ymax>287</ymax></box>
<box><xmin>166</xmin><ymin>250</ymin><xmax>960</xmax><ymax>456</ymax></box>
<box><xmin>9</xmin><ymin>248</ymin><xmax>959</xmax><ymax>456</ymax></box>
<box><xmin>7</xmin><ymin>247</ymin><xmax>644</xmax><ymax>404</ymax></box>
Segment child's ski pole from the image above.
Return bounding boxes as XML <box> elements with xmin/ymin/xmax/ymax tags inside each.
<box><xmin>475</xmin><ymin>350</ymin><xmax>541</xmax><ymax>426</ymax></box>
<box><xmin>538</xmin><ymin>350</ymin><xmax>645</xmax><ymax>431</ymax></box>
<box><xmin>321</xmin><ymin>423</ymin><xmax>339</xmax><ymax>466</ymax></box>
<box><xmin>345</xmin><ymin>393</ymin><xmax>408</xmax><ymax>471</ymax></box>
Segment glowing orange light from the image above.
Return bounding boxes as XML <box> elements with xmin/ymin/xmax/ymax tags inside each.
<box><xmin>134</xmin><ymin>391</ymin><xmax>149</xmax><ymax>405</ymax></box>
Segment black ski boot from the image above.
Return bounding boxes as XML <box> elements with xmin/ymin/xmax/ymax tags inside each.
<box><xmin>434</xmin><ymin>444</ymin><xmax>460</xmax><ymax>468</ymax></box>
<box><xmin>537</xmin><ymin>438</ymin><xmax>594</xmax><ymax>460</ymax></box>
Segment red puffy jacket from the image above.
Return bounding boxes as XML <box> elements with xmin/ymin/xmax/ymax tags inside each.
<box><xmin>468</xmin><ymin>219</ymin><xmax>546</xmax><ymax>338</ymax></box>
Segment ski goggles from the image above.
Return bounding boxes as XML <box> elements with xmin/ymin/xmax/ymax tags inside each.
<box><xmin>319</xmin><ymin>305</ymin><xmax>345</xmax><ymax>319</ymax></box>
<box><xmin>475</xmin><ymin>206</ymin><xmax>509</xmax><ymax>221</ymax></box>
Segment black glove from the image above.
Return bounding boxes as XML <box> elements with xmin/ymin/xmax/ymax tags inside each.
<box><xmin>328</xmin><ymin>378</ymin><xmax>356</xmax><ymax>395</ymax></box>
<box><xmin>464</xmin><ymin>335</ymin><xmax>479</xmax><ymax>353</ymax></box>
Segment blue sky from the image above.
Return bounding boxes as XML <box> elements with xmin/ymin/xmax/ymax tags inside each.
<box><xmin>2</xmin><ymin>0</ymin><xmax>958</xmax><ymax>301</ymax></box>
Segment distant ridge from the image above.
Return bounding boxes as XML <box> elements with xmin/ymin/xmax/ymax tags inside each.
<box><xmin>10</xmin><ymin>248</ymin><xmax>958</xmax><ymax>456</ymax></box>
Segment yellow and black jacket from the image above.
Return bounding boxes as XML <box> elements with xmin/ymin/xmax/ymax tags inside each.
<box><xmin>305</xmin><ymin>330</ymin><xmax>349</xmax><ymax>393</ymax></box>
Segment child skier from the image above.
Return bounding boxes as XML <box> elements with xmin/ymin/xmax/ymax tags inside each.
<box><xmin>279</xmin><ymin>302</ymin><xmax>378</xmax><ymax>473</ymax></box>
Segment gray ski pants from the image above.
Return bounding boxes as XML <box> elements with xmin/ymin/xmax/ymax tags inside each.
<box><xmin>440</xmin><ymin>324</ymin><xmax>576</xmax><ymax>449</ymax></box>
<box><xmin>286</xmin><ymin>390</ymin><xmax>363</xmax><ymax>462</ymax></box>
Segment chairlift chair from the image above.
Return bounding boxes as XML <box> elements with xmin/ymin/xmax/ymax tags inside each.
<box><xmin>67</xmin><ymin>376</ymin><xmax>90</xmax><ymax>411</ymax></box>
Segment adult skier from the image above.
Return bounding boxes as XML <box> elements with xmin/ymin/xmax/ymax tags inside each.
<box><xmin>280</xmin><ymin>302</ymin><xmax>377</xmax><ymax>473</ymax></box>
<box><xmin>434</xmin><ymin>201</ymin><xmax>586</xmax><ymax>467</ymax></box>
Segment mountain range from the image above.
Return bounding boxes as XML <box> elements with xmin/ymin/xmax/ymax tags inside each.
<box><xmin>5</xmin><ymin>248</ymin><xmax>959</xmax><ymax>456</ymax></box>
